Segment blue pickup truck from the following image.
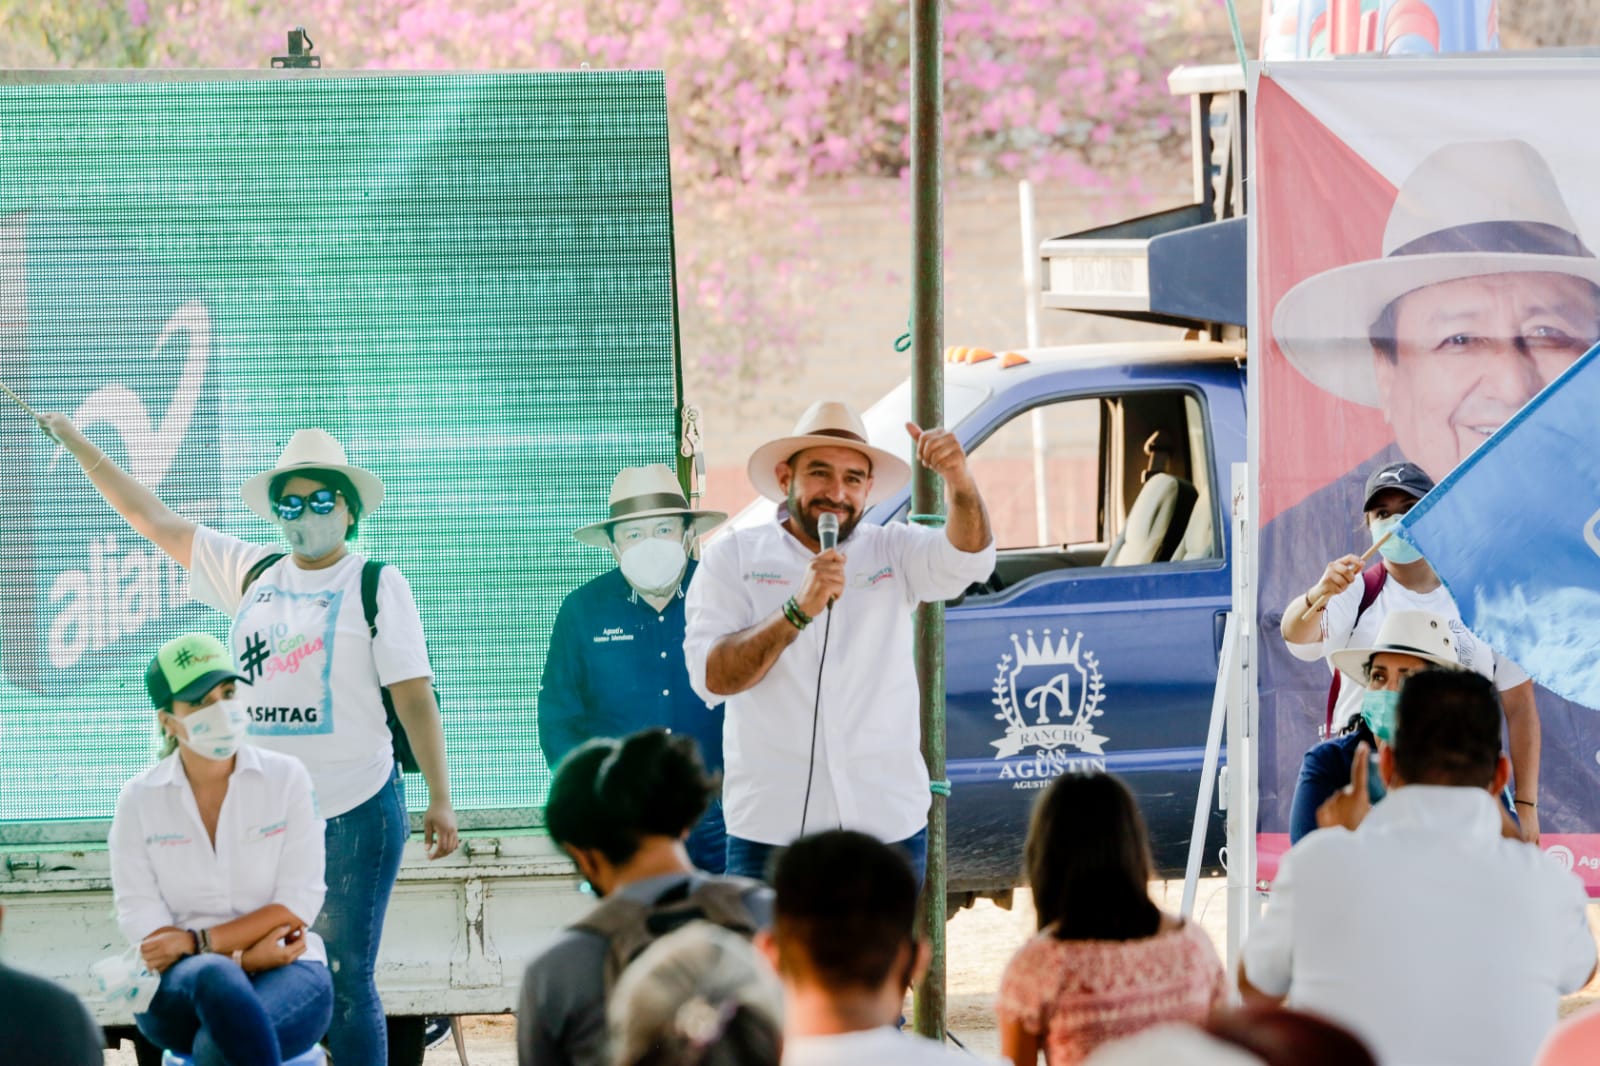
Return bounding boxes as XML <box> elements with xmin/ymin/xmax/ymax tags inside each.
<box><xmin>726</xmin><ymin>65</ymin><xmax>1250</xmax><ymax>899</ymax></box>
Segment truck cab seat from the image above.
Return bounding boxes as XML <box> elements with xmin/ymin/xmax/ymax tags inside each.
<box><xmin>1169</xmin><ymin>501</ymin><xmax>1214</xmax><ymax>562</ymax></box>
<box><xmin>1102</xmin><ymin>471</ymin><xmax>1198</xmax><ymax>567</ymax></box>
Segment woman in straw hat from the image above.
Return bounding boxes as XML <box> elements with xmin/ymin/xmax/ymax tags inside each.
<box><xmin>39</xmin><ymin>411</ymin><xmax>454</xmax><ymax>1066</ymax></box>
<box><xmin>1286</xmin><ymin>608</ymin><xmax>1461</xmax><ymax>843</ymax></box>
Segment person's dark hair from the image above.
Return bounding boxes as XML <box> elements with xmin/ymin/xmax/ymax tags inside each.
<box><xmin>1025</xmin><ymin>772</ymin><xmax>1161</xmax><ymax>941</ymax></box>
<box><xmin>544</xmin><ymin>729</ymin><xmax>717</xmax><ymax>865</ymax></box>
<box><xmin>1206</xmin><ymin>1006</ymin><xmax>1378</xmax><ymax>1066</ymax></box>
<box><xmin>1392</xmin><ymin>668</ymin><xmax>1502</xmax><ymax>787</ymax></box>
<box><xmin>771</xmin><ymin>830</ymin><xmax>916</xmax><ymax>991</ymax></box>
<box><xmin>268</xmin><ymin>468</ymin><xmax>364</xmax><ymax>541</ymax></box>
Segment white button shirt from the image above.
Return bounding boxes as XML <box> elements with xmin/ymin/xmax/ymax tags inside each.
<box><xmin>685</xmin><ymin>514</ymin><xmax>995</xmax><ymax>844</ymax></box>
<box><xmin>109</xmin><ymin>743</ymin><xmax>328</xmax><ymax>964</ymax></box>
<box><xmin>1243</xmin><ymin>786</ymin><xmax>1596</xmax><ymax>1066</ymax></box>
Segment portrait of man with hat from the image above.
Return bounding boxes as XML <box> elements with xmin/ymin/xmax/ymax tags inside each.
<box><xmin>683</xmin><ymin>400</ymin><xmax>995</xmax><ymax>883</ymax></box>
<box><xmin>1263</xmin><ymin>138</ymin><xmax>1600</xmax><ymax>842</ymax></box>
<box><xmin>537</xmin><ymin>464</ymin><xmax>730</xmax><ymax>872</ymax></box>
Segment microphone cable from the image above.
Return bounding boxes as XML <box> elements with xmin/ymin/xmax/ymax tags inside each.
<box><xmin>799</xmin><ymin>604</ymin><xmax>833</xmax><ymax>835</ymax></box>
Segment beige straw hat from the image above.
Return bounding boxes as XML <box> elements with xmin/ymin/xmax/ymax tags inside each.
<box><xmin>240</xmin><ymin>428</ymin><xmax>385</xmax><ymax>523</ymax></box>
<box><xmin>746</xmin><ymin>400</ymin><xmax>910</xmax><ymax>506</ymax></box>
<box><xmin>1329</xmin><ymin>609</ymin><xmax>1461</xmax><ymax>683</ymax></box>
<box><xmin>572</xmin><ymin>464</ymin><xmax>726</xmax><ymax>548</ymax></box>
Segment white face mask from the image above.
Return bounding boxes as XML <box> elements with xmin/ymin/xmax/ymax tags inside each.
<box><xmin>91</xmin><ymin>947</ymin><xmax>161</xmax><ymax>1012</ymax></box>
<box><xmin>617</xmin><ymin>537</ymin><xmax>689</xmax><ymax>594</ymax></box>
<box><xmin>174</xmin><ymin>698</ymin><xmax>250</xmax><ymax>761</ymax></box>
<box><xmin>279</xmin><ymin>508</ymin><xmax>347</xmax><ymax>561</ymax></box>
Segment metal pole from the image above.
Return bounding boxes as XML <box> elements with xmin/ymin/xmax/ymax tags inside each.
<box><xmin>909</xmin><ymin>0</ymin><xmax>948</xmax><ymax>1042</ymax></box>
<box><xmin>1018</xmin><ymin>180</ymin><xmax>1050</xmax><ymax>544</ymax></box>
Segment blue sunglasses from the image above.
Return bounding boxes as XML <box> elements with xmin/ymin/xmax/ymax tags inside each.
<box><xmin>273</xmin><ymin>488</ymin><xmax>342</xmax><ymax>521</ymax></box>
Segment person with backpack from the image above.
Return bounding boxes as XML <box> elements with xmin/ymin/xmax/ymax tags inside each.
<box><xmin>1277</xmin><ymin>459</ymin><xmax>1541</xmax><ymax>841</ymax></box>
<box><xmin>517</xmin><ymin>728</ymin><xmax>772</xmax><ymax>1066</ymax></box>
<box><xmin>37</xmin><ymin>413</ymin><xmax>456</xmax><ymax>1066</ymax></box>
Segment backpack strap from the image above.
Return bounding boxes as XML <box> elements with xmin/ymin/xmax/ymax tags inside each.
<box><xmin>573</xmin><ymin>876</ymin><xmax>765</xmax><ymax>992</ymax></box>
<box><xmin>241</xmin><ymin>552</ymin><xmax>287</xmax><ymax>596</ymax></box>
<box><xmin>360</xmin><ymin>558</ymin><xmax>386</xmax><ymax>637</ymax></box>
<box><xmin>1324</xmin><ymin>565</ymin><xmax>1390</xmax><ymax>735</ymax></box>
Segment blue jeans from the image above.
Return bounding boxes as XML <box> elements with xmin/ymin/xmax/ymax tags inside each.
<box><xmin>727</xmin><ymin>827</ymin><xmax>929</xmax><ymax>888</ymax></box>
<box><xmin>136</xmin><ymin>955</ymin><xmax>332</xmax><ymax>1065</ymax></box>
<box><xmin>312</xmin><ymin>766</ymin><xmax>409</xmax><ymax>1066</ymax></box>
<box><xmin>685</xmin><ymin>799</ymin><xmax>728</xmax><ymax>874</ymax></box>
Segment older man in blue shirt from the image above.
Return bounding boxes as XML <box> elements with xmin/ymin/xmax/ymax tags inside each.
<box><xmin>538</xmin><ymin>465</ymin><xmax>729</xmax><ymax>871</ymax></box>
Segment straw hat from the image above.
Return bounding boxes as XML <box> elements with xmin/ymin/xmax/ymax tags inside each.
<box><xmin>240</xmin><ymin>428</ymin><xmax>385</xmax><ymax>523</ymax></box>
<box><xmin>746</xmin><ymin>400</ymin><xmax>910</xmax><ymax>506</ymax></box>
<box><xmin>1330</xmin><ymin>609</ymin><xmax>1461</xmax><ymax>683</ymax></box>
<box><xmin>572</xmin><ymin>465</ymin><xmax>726</xmax><ymax>548</ymax></box>
<box><xmin>1273</xmin><ymin>139</ymin><xmax>1600</xmax><ymax>408</ymax></box>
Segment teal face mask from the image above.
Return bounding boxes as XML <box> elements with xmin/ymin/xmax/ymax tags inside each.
<box><xmin>1370</xmin><ymin>514</ymin><xmax>1424</xmax><ymax>565</ymax></box>
<box><xmin>1360</xmin><ymin>687</ymin><xmax>1400</xmax><ymax>744</ymax></box>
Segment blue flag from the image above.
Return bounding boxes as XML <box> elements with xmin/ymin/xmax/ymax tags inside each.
<box><xmin>1399</xmin><ymin>343</ymin><xmax>1600</xmax><ymax>709</ymax></box>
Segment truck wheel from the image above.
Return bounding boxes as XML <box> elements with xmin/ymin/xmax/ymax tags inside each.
<box><xmin>388</xmin><ymin>1015</ymin><xmax>427</xmax><ymax>1066</ymax></box>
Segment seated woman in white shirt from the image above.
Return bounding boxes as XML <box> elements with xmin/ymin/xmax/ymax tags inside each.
<box><xmin>109</xmin><ymin>633</ymin><xmax>331</xmax><ymax>1066</ymax></box>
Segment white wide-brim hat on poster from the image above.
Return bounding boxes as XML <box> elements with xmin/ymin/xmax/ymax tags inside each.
<box><xmin>1273</xmin><ymin>138</ymin><xmax>1600</xmax><ymax>408</ymax></box>
<box><xmin>572</xmin><ymin>464</ymin><xmax>727</xmax><ymax>548</ymax></box>
<box><xmin>747</xmin><ymin>400</ymin><xmax>911</xmax><ymax>506</ymax></box>
<box><xmin>1329</xmin><ymin>608</ymin><xmax>1461</xmax><ymax>683</ymax></box>
<box><xmin>240</xmin><ymin>428</ymin><xmax>386</xmax><ymax>523</ymax></box>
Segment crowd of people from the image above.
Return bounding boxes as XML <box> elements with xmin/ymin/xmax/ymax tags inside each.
<box><xmin>2</xmin><ymin>380</ymin><xmax>1598</xmax><ymax>1066</ymax></box>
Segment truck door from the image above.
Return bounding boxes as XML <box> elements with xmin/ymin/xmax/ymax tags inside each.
<box><xmin>941</xmin><ymin>385</ymin><xmax>1230</xmax><ymax>890</ymax></box>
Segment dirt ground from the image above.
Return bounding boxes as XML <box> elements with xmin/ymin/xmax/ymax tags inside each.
<box><xmin>100</xmin><ymin>879</ymin><xmax>1595</xmax><ymax>1063</ymax></box>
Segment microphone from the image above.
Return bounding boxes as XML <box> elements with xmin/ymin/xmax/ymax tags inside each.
<box><xmin>818</xmin><ymin>512</ymin><xmax>839</xmax><ymax>553</ymax></box>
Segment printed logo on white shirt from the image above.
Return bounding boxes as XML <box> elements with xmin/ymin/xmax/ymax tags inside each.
<box><xmin>990</xmin><ymin>628</ymin><xmax>1109</xmax><ymax>789</ymax></box>
<box><xmin>236</xmin><ymin>585</ymin><xmax>343</xmax><ymax>735</ymax></box>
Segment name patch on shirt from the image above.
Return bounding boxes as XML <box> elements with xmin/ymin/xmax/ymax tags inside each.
<box><xmin>145</xmin><ymin>832</ymin><xmax>192</xmax><ymax>848</ymax></box>
<box><xmin>744</xmin><ymin>570</ymin><xmax>789</xmax><ymax>587</ymax></box>
<box><xmin>592</xmin><ymin>626</ymin><xmax>635</xmax><ymax>644</ymax></box>
<box><xmin>250</xmin><ymin>819</ymin><xmax>288</xmax><ymax>840</ymax></box>
<box><xmin>855</xmin><ymin>565</ymin><xmax>895</xmax><ymax>589</ymax></box>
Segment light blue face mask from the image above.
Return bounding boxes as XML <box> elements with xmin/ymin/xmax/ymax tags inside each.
<box><xmin>1360</xmin><ymin>687</ymin><xmax>1400</xmax><ymax>744</ymax></box>
<box><xmin>1370</xmin><ymin>514</ymin><xmax>1424</xmax><ymax>565</ymax></box>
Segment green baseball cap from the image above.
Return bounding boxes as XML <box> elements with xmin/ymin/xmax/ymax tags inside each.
<box><xmin>145</xmin><ymin>633</ymin><xmax>247</xmax><ymax>709</ymax></box>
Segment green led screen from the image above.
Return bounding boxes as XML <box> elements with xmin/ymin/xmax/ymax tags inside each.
<box><xmin>0</xmin><ymin>71</ymin><xmax>681</xmax><ymax>827</ymax></box>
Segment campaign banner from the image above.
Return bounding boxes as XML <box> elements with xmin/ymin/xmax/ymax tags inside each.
<box><xmin>0</xmin><ymin>72</ymin><xmax>681</xmax><ymax>825</ymax></box>
<box><xmin>1253</xmin><ymin>58</ymin><xmax>1600</xmax><ymax>893</ymax></box>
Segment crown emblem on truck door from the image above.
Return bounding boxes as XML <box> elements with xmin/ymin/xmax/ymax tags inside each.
<box><xmin>990</xmin><ymin>628</ymin><xmax>1108</xmax><ymax>759</ymax></box>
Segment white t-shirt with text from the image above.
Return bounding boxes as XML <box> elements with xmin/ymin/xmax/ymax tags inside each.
<box><xmin>189</xmin><ymin>526</ymin><xmax>433</xmax><ymax>817</ymax></box>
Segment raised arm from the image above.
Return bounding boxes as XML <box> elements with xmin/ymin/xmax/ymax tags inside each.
<box><xmin>37</xmin><ymin>412</ymin><xmax>195</xmax><ymax>569</ymax></box>
<box><xmin>1281</xmin><ymin>554</ymin><xmax>1363</xmax><ymax>645</ymax></box>
<box><xmin>905</xmin><ymin>423</ymin><xmax>991</xmax><ymax>553</ymax></box>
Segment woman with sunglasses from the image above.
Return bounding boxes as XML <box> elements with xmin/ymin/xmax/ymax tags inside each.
<box><xmin>38</xmin><ymin>414</ymin><xmax>457</xmax><ymax>1066</ymax></box>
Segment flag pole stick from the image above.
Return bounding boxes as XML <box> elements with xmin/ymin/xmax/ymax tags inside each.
<box><xmin>0</xmin><ymin>380</ymin><xmax>40</xmax><ymax>420</ymax></box>
<box><xmin>1310</xmin><ymin>531</ymin><xmax>1393</xmax><ymax>612</ymax></box>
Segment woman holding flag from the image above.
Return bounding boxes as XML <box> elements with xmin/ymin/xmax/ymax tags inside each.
<box><xmin>1278</xmin><ymin>459</ymin><xmax>1541</xmax><ymax>841</ymax></box>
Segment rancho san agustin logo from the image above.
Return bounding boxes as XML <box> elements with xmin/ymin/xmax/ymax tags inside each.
<box><xmin>990</xmin><ymin>628</ymin><xmax>1109</xmax><ymax>788</ymax></box>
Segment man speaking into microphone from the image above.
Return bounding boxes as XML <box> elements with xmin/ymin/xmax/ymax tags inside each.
<box><xmin>684</xmin><ymin>400</ymin><xmax>994</xmax><ymax>883</ymax></box>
